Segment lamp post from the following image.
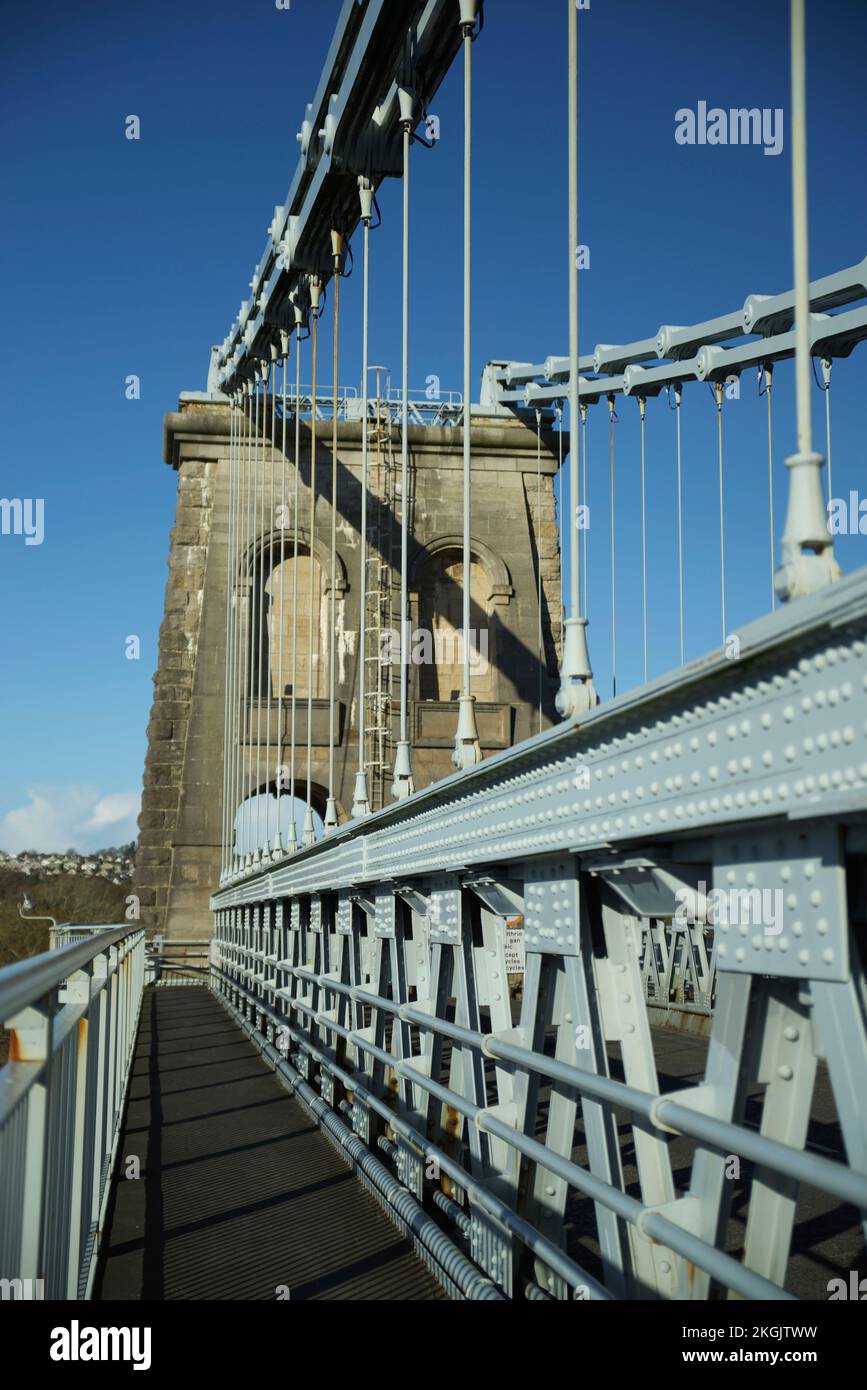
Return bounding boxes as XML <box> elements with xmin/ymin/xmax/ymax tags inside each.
<box><xmin>19</xmin><ymin>895</ymin><xmax>58</xmax><ymax>946</ymax></box>
<box><xmin>18</xmin><ymin>895</ymin><xmax>57</xmax><ymax>929</ymax></box>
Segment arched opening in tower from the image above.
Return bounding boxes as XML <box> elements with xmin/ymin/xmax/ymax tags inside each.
<box><xmin>252</xmin><ymin>544</ymin><xmax>327</xmax><ymax>701</ymax></box>
<box><xmin>416</xmin><ymin>549</ymin><xmax>495</xmax><ymax>701</ymax></box>
<box><xmin>233</xmin><ymin>792</ymin><xmax>325</xmax><ymax>856</ymax></box>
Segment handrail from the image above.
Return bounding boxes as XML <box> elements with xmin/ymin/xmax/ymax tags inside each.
<box><xmin>0</xmin><ymin>923</ymin><xmax>145</xmax><ymax>1299</ymax></box>
<box><xmin>0</xmin><ymin>924</ymin><xmax>137</xmax><ymax>1023</ymax></box>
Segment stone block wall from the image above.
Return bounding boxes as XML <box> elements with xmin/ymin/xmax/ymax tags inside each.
<box><xmin>523</xmin><ymin>468</ymin><xmax>563</xmax><ymax>684</ymax></box>
<box><xmin>134</xmin><ymin>405</ymin><xmax>226</xmax><ymax>937</ymax></box>
<box><xmin>134</xmin><ymin>399</ymin><xmax>563</xmax><ymax>939</ymax></box>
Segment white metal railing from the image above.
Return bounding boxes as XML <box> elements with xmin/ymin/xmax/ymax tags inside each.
<box><xmin>51</xmin><ymin>926</ymin><xmax>209</xmax><ymax>988</ymax></box>
<box><xmin>212</xmin><ymin>885</ymin><xmax>867</xmax><ymax>1300</ymax></box>
<box><xmin>278</xmin><ymin>385</ymin><xmax>463</xmax><ymax>427</ymax></box>
<box><xmin>0</xmin><ymin>925</ymin><xmax>144</xmax><ymax>1299</ymax></box>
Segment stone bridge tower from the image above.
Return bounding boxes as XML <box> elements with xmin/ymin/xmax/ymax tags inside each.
<box><xmin>134</xmin><ymin>396</ymin><xmax>563</xmax><ymax>938</ymax></box>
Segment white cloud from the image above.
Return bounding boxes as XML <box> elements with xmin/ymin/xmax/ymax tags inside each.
<box><xmin>81</xmin><ymin>792</ymin><xmax>140</xmax><ymax>833</ymax></box>
<box><xmin>0</xmin><ymin>785</ymin><xmax>140</xmax><ymax>853</ymax></box>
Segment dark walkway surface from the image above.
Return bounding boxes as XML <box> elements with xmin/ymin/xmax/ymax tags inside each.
<box><xmin>95</xmin><ymin>989</ymin><xmax>447</xmax><ymax>1301</ymax></box>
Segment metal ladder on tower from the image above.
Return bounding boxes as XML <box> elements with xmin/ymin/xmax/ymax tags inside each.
<box><xmin>363</xmin><ymin>375</ymin><xmax>397</xmax><ymax>810</ymax></box>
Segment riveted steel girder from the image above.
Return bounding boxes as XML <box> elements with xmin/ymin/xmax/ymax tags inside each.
<box><xmin>213</xmin><ymin>564</ymin><xmax>867</xmax><ymax>915</ymax></box>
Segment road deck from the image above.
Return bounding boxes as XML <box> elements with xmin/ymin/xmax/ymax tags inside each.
<box><xmin>95</xmin><ymin>988</ymin><xmax>447</xmax><ymax>1301</ymax></box>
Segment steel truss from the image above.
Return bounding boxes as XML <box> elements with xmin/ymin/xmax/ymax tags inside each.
<box><xmin>212</xmin><ymin>563</ymin><xmax>867</xmax><ymax>1299</ymax></box>
<box><xmin>210</xmin><ymin>0</ymin><xmax>470</xmax><ymax>396</ymax></box>
<box><xmin>491</xmin><ymin>255</ymin><xmax>867</xmax><ymax>409</ymax></box>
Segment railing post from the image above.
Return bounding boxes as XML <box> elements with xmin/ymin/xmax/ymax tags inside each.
<box><xmin>64</xmin><ymin>968</ymin><xmax>91</xmax><ymax>1298</ymax></box>
<box><xmin>8</xmin><ymin>1005</ymin><xmax>50</xmax><ymax>1284</ymax></box>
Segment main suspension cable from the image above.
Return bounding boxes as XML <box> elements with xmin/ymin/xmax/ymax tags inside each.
<box><xmin>254</xmin><ymin>362</ymin><xmax>267</xmax><ymax>865</ymax></box>
<box><xmin>237</xmin><ymin>384</ymin><xmax>247</xmax><ymax>867</ymax></box>
<box><xmin>392</xmin><ymin>104</ymin><xmax>415</xmax><ymax>799</ymax></box>
<box><xmin>233</xmin><ymin>392</ymin><xmax>244</xmax><ymax>872</ymax></box>
<box><xmin>715</xmin><ymin>381</ymin><xmax>727</xmax><ymax>644</ymax></box>
<box><xmin>304</xmin><ymin>279</ymin><xmax>322</xmax><ymax>845</ymax></box>
<box><xmin>273</xmin><ymin>330</ymin><xmax>289</xmax><ymax>858</ymax></box>
<box><xmin>774</xmin><ymin>0</ymin><xmax>838</xmax><ymax>601</ymax></box>
<box><xmin>556</xmin><ymin>0</ymin><xmax>594</xmax><ymax>717</ymax></box>
<box><xmin>244</xmin><ymin>376</ymin><xmax>257</xmax><ymax>868</ymax></box>
<box><xmin>222</xmin><ymin>394</ymin><xmax>232</xmax><ymax>876</ymax></box>
<box><xmin>230</xmin><ymin>392</ymin><xmax>242</xmax><ymax>871</ymax></box>
<box><xmin>608</xmin><ymin>394</ymin><xmax>617</xmax><ymax>699</ymax></box>
<box><xmin>265</xmin><ymin>342</ymin><xmax>277</xmax><ymax>856</ymax></box>
<box><xmin>289</xmin><ymin>306</ymin><xmax>303</xmax><ymax>851</ymax></box>
<box><xmin>352</xmin><ymin>181</ymin><xmax>375</xmax><ymax>818</ymax></box>
<box><xmin>325</xmin><ymin>233</ymin><xmax>343</xmax><ymax>833</ymax></box>
<box><xmin>557</xmin><ymin>401</ymin><xmax>564</xmax><ymax>653</ymax></box>
<box><xmin>220</xmin><ymin>395</ymin><xmax>236</xmax><ymax>879</ymax></box>
<box><xmin>821</xmin><ymin>356</ymin><xmax>833</xmax><ymax>499</ymax></box>
<box><xmin>453</xmin><ymin>10</ymin><xmax>482</xmax><ymax>770</ymax></box>
<box><xmin>639</xmin><ymin>395</ymin><xmax>648</xmax><ymax>683</ymax></box>
<box><xmin>234</xmin><ymin>386</ymin><xmax>246</xmax><ymax>869</ymax></box>
<box><xmin>763</xmin><ymin>363</ymin><xmax>776</xmax><ymax>611</ymax></box>
<box><xmin>674</xmin><ymin>384</ymin><xmax>684</xmax><ymax>665</ymax></box>
<box><xmin>568</xmin><ymin>2</ymin><xmax>580</xmax><ymax>625</ymax></box>
<box><xmin>580</xmin><ymin>400</ymin><xmax>588</xmax><ymax>613</ymax></box>
<box><xmin>536</xmin><ymin>408</ymin><xmax>543</xmax><ymax>734</ymax></box>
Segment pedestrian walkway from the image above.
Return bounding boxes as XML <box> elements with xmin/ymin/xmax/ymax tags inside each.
<box><xmin>95</xmin><ymin>988</ymin><xmax>447</xmax><ymax>1300</ymax></box>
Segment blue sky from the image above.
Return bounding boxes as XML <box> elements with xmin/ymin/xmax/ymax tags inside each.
<box><xmin>1</xmin><ymin>0</ymin><xmax>866</xmax><ymax>851</ymax></box>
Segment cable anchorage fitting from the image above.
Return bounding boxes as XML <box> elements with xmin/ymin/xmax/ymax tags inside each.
<box><xmin>391</xmin><ymin>740</ymin><xmax>416</xmax><ymax>801</ymax></box>
<box><xmin>292</xmin><ymin>289</ymin><xmax>307</xmax><ymax>337</ymax></box>
<box><xmin>397</xmin><ymin>86</ymin><xmax>415</xmax><ymax>133</ymax></box>
<box><xmin>452</xmin><ymin>693</ymin><xmax>481</xmax><ymax>771</ymax></box>
<box><xmin>775</xmin><ymin>448</ymin><xmax>840</xmax><ymax>602</ymax></box>
<box><xmin>330</xmin><ymin>228</ymin><xmax>344</xmax><ymax>274</ymax></box>
<box><xmin>555</xmin><ymin>617</ymin><xmax>596</xmax><ymax>719</ymax></box>
<box><xmin>358</xmin><ymin>176</ymin><xmax>374</xmax><ymax>226</ymax></box>
<box><xmin>459</xmin><ymin>0</ymin><xmax>482</xmax><ymax>38</ymax></box>
<box><xmin>351</xmin><ymin>769</ymin><xmax>371</xmax><ymax>819</ymax></box>
<box><xmin>324</xmin><ymin>795</ymin><xmax>339</xmax><ymax>834</ymax></box>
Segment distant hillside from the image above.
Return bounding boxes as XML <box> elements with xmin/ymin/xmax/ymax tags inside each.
<box><xmin>0</xmin><ymin>845</ymin><xmax>135</xmax><ymax>885</ymax></box>
<box><xmin>0</xmin><ymin>866</ymin><xmax>130</xmax><ymax>971</ymax></box>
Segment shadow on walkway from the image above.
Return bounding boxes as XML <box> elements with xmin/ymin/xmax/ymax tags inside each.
<box><xmin>94</xmin><ymin>988</ymin><xmax>447</xmax><ymax>1301</ymax></box>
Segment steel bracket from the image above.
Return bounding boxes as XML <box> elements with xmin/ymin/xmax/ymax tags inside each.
<box><xmin>712</xmin><ymin>824</ymin><xmax>848</xmax><ymax>982</ymax></box>
<box><xmin>524</xmin><ymin>858</ymin><xmax>580</xmax><ymax>955</ymax></box>
<box><xmin>428</xmin><ymin>874</ymin><xmax>462</xmax><ymax>945</ymax></box>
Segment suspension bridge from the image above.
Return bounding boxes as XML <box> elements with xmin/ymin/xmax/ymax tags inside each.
<box><xmin>1</xmin><ymin>0</ymin><xmax>866</xmax><ymax>1306</ymax></box>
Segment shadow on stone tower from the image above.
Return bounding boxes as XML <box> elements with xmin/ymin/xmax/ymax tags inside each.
<box><xmin>134</xmin><ymin>396</ymin><xmax>563</xmax><ymax>938</ymax></box>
